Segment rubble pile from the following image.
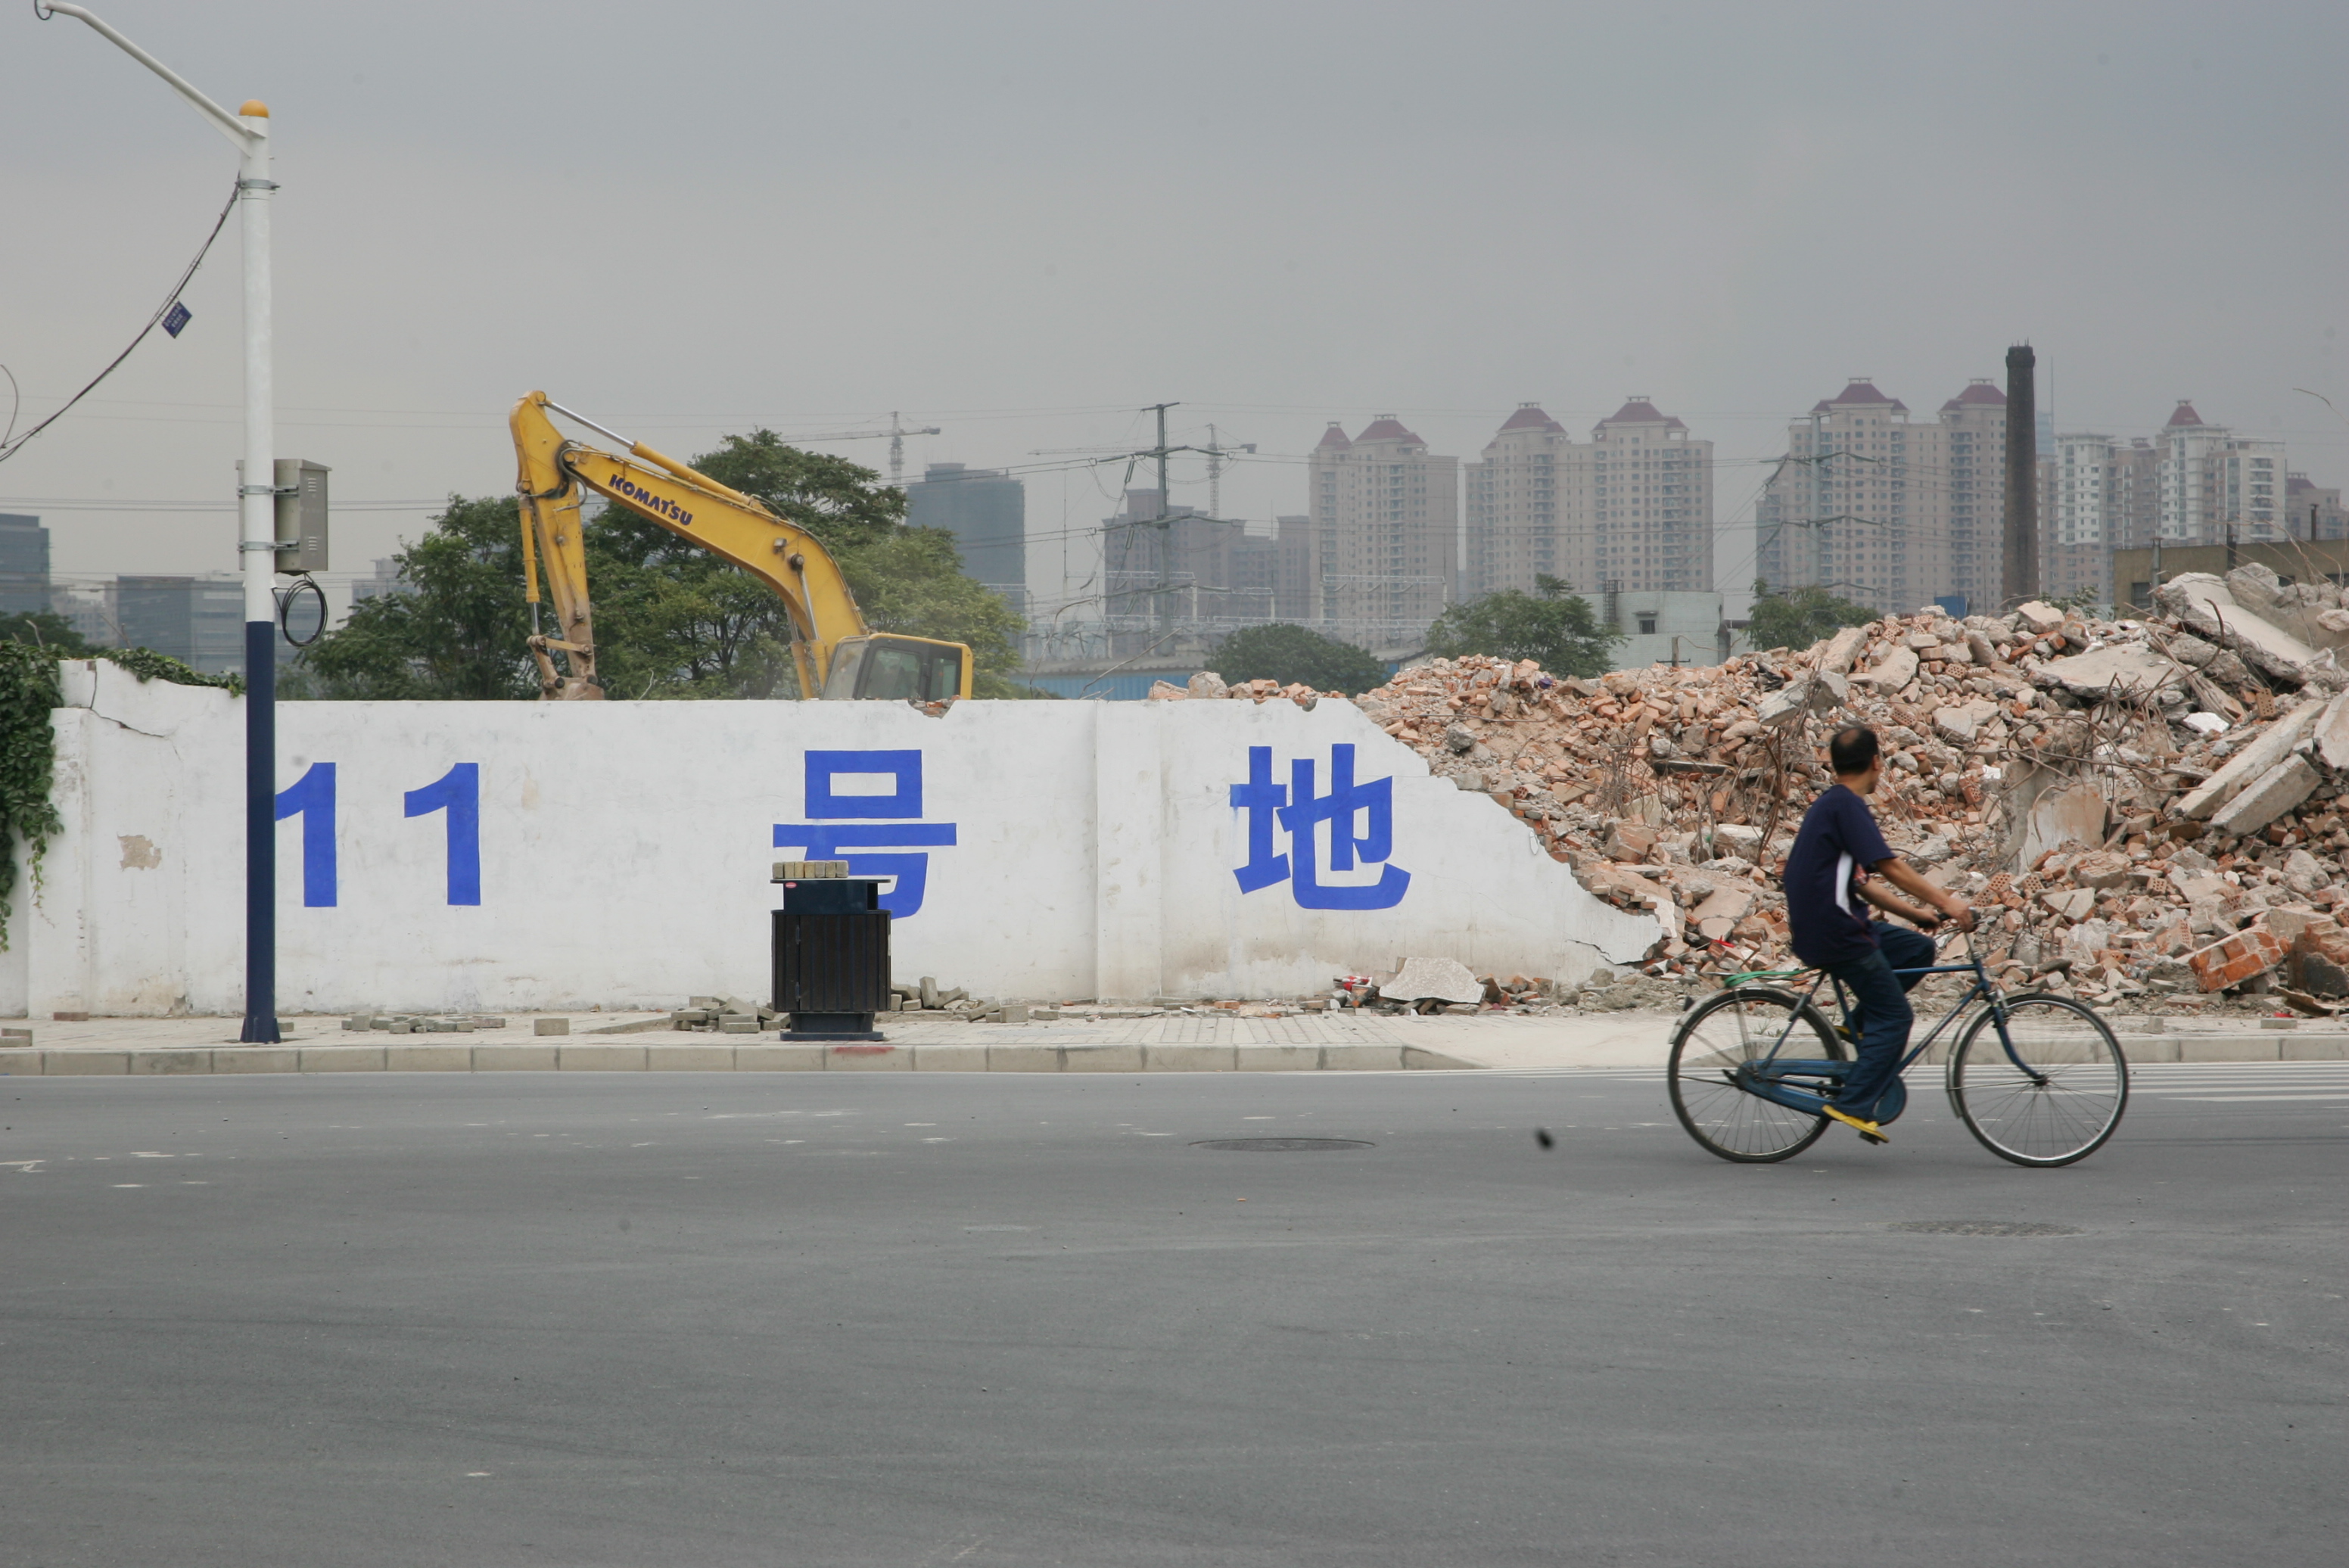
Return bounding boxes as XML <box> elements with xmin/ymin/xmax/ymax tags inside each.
<box><xmin>1173</xmin><ymin>564</ymin><xmax>2349</xmax><ymax>1012</ymax></box>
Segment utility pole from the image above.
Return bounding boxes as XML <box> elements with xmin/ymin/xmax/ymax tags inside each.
<box><xmin>43</xmin><ymin>3</ymin><xmax>282</xmax><ymax>1044</ymax></box>
<box><xmin>1203</xmin><ymin>422</ymin><xmax>1255</xmax><ymax>524</ymax></box>
<box><xmin>1152</xmin><ymin>403</ymin><xmax>1174</xmax><ymax>630</ymax></box>
<box><xmin>1809</xmin><ymin>411</ymin><xmax>1827</xmax><ymax>590</ymax></box>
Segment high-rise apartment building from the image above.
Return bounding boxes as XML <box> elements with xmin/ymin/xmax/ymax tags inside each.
<box><xmin>2044</xmin><ymin>434</ymin><xmax>2159</xmax><ymax>604</ymax></box>
<box><xmin>2036</xmin><ymin>402</ymin><xmax>2306</xmax><ymax>606</ymax></box>
<box><xmin>1301</xmin><ymin>417</ymin><xmax>1458</xmax><ymax>650</ymax></box>
<box><xmin>1464</xmin><ymin>400</ymin><xmax>1713</xmax><ymax>598</ymax></box>
<box><xmin>2155</xmin><ymin>402</ymin><xmax>2287</xmax><ymax>547</ymax></box>
<box><xmin>1756</xmin><ymin>378</ymin><xmax>2008</xmax><ymax>617</ymax></box>
<box><xmin>1466</xmin><ymin>404</ymin><xmax>1573</xmax><ymax>593</ymax></box>
<box><xmin>1588</xmin><ymin>400</ymin><xmax>1713</xmax><ymax>595</ymax></box>
<box><xmin>0</xmin><ymin>513</ymin><xmax>48</xmax><ymax>617</ymax></box>
<box><xmin>907</xmin><ymin>462</ymin><xmax>1027</xmax><ymax>611</ymax></box>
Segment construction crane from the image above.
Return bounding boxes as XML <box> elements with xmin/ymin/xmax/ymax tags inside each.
<box><xmin>782</xmin><ymin>412</ymin><xmax>939</xmax><ymax>484</ymax></box>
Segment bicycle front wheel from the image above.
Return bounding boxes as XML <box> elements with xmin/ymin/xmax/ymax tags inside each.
<box><xmin>1669</xmin><ymin>988</ymin><xmax>1847</xmax><ymax>1163</ymax></box>
<box><xmin>1949</xmin><ymin>994</ymin><xmax>2128</xmax><ymax>1167</ymax></box>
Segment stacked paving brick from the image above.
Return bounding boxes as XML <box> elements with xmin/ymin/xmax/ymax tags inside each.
<box><xmin>1159</xmin><ymin>562</ymin><xmax>2349</xmax><ymax>1013</ymax></box>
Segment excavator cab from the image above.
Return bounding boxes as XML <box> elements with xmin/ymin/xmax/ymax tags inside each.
<box><xmin>822</xmin><ymin>634</ymin><xmax>970</xmax><ymax>702</ymax></box>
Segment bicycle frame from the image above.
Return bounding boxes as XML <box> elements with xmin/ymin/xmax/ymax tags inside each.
<box><xmin>1718</xmin><ymin>937</ymin><xmax>2049</xmax><ymax>1118</ymax></box>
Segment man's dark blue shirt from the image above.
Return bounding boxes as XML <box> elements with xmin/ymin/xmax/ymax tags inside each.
<box><xmin>1783</xmin><ymin>782</ymin><xmax>1894</xmax><ymax>968</ymax></box>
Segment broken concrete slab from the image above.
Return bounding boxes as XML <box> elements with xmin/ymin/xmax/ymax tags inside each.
<box><xmin>2019</xmin><ymin>780</ymin><xmax>2109</xmax><ymax>866</ymax></box>
<box><xmin>1755</xmin><ymin>683</ymin><xmax>1808</xmax><ymax>726</ymax></box>
<box><xmin>1380</xmin><ymin>956</ymin><xmax>1486</xmax><ymax>1005</ymax></box>
<box><xmin>2039</xmin><ymin>888</ymin><xmax>2097</xmax><ymax>922</ymax></box>
<box><xmin>2037</xmin><ymin>643</ymin><xmax>2183</xmax><ymax>701</ymax></box>
<box><xmin>2071</xmin><ymin>850</ymin><xmax>2133</xmax><ymax>890</ymax></box>
<box><xmin>2176</xmin><ymin>701</ymin><xmax>2322</xmax><ymax>819</ymax></box>
<box><xmin>1819</xmin><ymin>625</ymin><xmax>1870</xmax><ymax>675</ymax></box>
<box><xmin>2156</xmin><ymin>574</ymin><xmax>2329</xmax><ymax>683</ymax></box>
<box><xmin>1934</xmin><ymin>705</ymin><xmax>1979</xmax><ymax>743</ymax></box>
<box><xmin>1709</xmin><ymin>823</ymin><xmax>1764</xmax><ymax>859</ymax></box>
<box><xmin>1689</xmin><ymin>886</ymin><xmax>1755</xmax><ymax>925</ymax></box>
<box><xmin>2208</xmin><ymin>754</ymin><xmax>2323</xmax><ymax>838</ymax></box>
<box><xmin>1853</xmin><ymin>645</ymin><xmax>1918</xmax><ymax>693</ymax></box>
<box><xmin>2313</xmin><ymin>689</ymin><xmax>2349</xmax><ymax>772</ymax></box>
<box><xmin>2016</xmin><ymin>601</ymin><xmax>2064</xmax><ymax>635</ymax></box>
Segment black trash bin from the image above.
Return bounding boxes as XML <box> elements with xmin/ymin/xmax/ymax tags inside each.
<box><xmin>770</xmin><ymin>865</ymin><xmax>891</xmax><ymax>1041</ymax></box>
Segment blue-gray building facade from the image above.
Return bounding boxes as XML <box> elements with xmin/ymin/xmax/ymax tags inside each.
<box><xmin>907</xmin><ymin>463</ymin><xmax>1025</xmax><ymax>612</ymax></box>
<box><xmin>0</xmin><ymin>513</ymin><xmax>48</xmax><ymax>617</ymax></box>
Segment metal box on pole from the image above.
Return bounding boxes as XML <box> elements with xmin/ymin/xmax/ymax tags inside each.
<box><xmin>274</xmin><ymin>458</ymin><xmax>327</xmax><ymax>571</ymax></box>
<box><xmin>238</xmin><ymin>457</ymin><xmax>328</xmax><ymax>571</ymax></box>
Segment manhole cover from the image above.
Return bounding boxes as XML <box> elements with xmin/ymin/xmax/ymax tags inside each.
<box><xmin>1887</xmin><ymin>1220</ymin><xmax>2083</xmax><ymax>1237</ymax></box>
<box><xmin>1190</xmin><ymin>1137</ymin><xmax>1374</xmax><ymax>1153</ymax></box>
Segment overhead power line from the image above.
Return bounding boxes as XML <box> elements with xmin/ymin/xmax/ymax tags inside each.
<box><xmin>0</xmin><ymin>179</ymin><xmax>237</xmax><ymax>466</ymax></box>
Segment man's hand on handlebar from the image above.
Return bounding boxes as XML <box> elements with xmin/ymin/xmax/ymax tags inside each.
<box><xmin>1919</xmin><ymin>899</ymin><xmax>1977</xmax><ymax>935</ymax></box>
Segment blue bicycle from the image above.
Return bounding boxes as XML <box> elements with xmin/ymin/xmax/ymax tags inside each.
<box><xmin>1667</xmin><ymin>933</ymin><xmax>2129</xmax><ymax>1167</ymax></box>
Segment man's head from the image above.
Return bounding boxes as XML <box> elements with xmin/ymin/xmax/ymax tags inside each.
<box><xmin>1829</xmin><ymin>724</ymin><xmax>1883</xmax><ymax>793</ymax></box>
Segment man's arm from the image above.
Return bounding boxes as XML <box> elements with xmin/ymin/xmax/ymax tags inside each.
<box><xmin>1861</xmin><ymin>857</ymin><xmax>1976</xmax><ymax>931</ymax></box>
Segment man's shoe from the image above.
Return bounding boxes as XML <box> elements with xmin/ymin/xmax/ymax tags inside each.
<box><xmin>1821</xmin><ymin>1103</ymin><xmax>1889</xmax><ymax>1144</ymax></box>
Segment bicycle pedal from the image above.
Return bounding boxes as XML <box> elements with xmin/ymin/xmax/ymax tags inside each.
<box><xmin>1821</xmin><ymin>1103</ymin><xmax>1888</xmax><ymax>1144</ymax></box>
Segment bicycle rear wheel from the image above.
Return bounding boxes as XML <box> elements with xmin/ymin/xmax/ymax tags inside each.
<box><xmin>1949</xmin><ymin>994</ymin><xmax>2128</xmax><ymax>1167</ymax></box>
<box><xmin>1668</xmin><ymin>988</ymin><xmax>1847</xmax><ymax>1163</ymax></box>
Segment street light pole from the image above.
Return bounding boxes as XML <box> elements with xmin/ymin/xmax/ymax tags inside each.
<box><xmin>40</xmin><ymin>4</ymin><xmax>280</xmax><ymax>1042</ymax></box>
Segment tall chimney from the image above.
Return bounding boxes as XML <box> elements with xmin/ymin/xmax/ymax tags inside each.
<box><xmin>2003</xmin><ymin>344</ymin><xmax>2038</xmax><ymax>605</ymax></box>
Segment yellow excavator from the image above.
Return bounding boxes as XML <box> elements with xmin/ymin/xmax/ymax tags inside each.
<box><xmin>509</xmin><ymin>390</ymin><xmax>973</xmax><ymax>701</ymax></box>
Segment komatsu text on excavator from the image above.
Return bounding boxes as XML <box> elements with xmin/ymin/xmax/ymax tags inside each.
<box><xmin>510</xmin><ymin>391</ymin><xmax>974</xmax><ymax>702</ymax></box>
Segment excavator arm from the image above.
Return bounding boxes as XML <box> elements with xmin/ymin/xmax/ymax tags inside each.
<box><xmin>510</xmin><ymin>391</ymin><xmax>971</xmax><ymax>702</ymax></box>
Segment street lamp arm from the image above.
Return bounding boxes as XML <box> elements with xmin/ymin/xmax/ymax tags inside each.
<box><xmin>36</xmin><ymin>3</ymin><xmax>262</xmax><ymax>151</ymax></box>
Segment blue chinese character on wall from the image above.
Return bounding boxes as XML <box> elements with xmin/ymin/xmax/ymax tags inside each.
<box><xmin>774</xmin><ymin>749</ymin><xmax>957</xmax><ymax>918</ymax></box>
<box><xmin>1230</xmin><ymin>743</ymin><xmax>1411</xmax><ymax>910</ymax></box>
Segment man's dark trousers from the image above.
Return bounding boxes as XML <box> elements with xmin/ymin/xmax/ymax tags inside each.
<box><xmin>1825</xmin><ymin>922</ymin><xmax>1937</xmax><ymax>1114</ymax></box>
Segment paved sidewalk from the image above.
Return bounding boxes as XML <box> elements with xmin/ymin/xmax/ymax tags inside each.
<box><xmin>4</xmin><ymin>1006</ymin><xmax>2341</xmax><ymax>1075</ymax></box>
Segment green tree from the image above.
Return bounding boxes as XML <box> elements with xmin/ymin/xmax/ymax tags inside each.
<box><xmin>1423</xmin><ymin>580</ymin><xmax>1625</xmax><ymax>677</ymax></box>
<box><xmin>0</xmin><ymin>609</ymin><xmax>98</xmax><ymax>657</ymax></box>
<box><xmin>674</xmin><ymin>430</ymin><xmax>1025</xmax><ymax>692</ymax></box>
<box><xmin>1745</xmin><ymin>580</ymin><xmax>1876</xmax><ymax>652</ymax></box>
<box><xmin>290</xmin><ymin>495</ymin><xmax>535</xmax><ymax>699</ymax></box>
<box><xmin>1208</xmin><ymin>623</ymin><xmax>1390</xmax><ymax>695</ymax></box>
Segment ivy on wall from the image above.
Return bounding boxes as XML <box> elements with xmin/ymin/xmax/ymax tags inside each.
<box><xmin>0</xmin><ymin>647</ymin><xmax>240</xmax><ymax>945</ymax></box>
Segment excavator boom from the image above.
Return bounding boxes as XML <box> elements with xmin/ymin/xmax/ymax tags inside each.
<box><xmin>510</xmin><ymin>391</ymin><xmax>971</xmax><ymax>702</ymax></box>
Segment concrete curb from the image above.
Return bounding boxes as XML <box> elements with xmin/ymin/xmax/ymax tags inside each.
<box><xmin>0</xmin><ymin>1041</ymin><xmax>1481</xmax><ymax>1078</ymax></box>
<box><xmin>1912</xmin><ymin>1032</ymin><xmax>2348</xmax><ymax>1065</ymax></box>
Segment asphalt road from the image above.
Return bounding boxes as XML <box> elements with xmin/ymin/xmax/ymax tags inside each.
<box><xmin>2</xmin><ymin>1062</ymin><xmax>2342</xmax><ymax>1567</ymax></box>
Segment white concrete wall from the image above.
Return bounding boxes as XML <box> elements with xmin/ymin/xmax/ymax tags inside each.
<box><xmin>11</xmin><ymin>664</ymin><xmax>1660</xmax><ymax>1016</ymax></box>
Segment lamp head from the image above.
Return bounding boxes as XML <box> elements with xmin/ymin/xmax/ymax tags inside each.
<box><xmin>238</xmin><ymin>99</ymin><xmax>269</xmax><ymax>117</ymax></box>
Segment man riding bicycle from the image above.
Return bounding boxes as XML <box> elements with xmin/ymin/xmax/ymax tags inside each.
<box><xmin>1783</xmin><ymin>724</ymin><xmax>1976</xmax><ymax>1143</ymax></box>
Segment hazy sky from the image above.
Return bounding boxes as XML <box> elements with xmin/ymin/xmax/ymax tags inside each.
<box><xmin>4</xmin><ymin>0</ymin><xmax>2344</xmax><ymax>599</ymax></box>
